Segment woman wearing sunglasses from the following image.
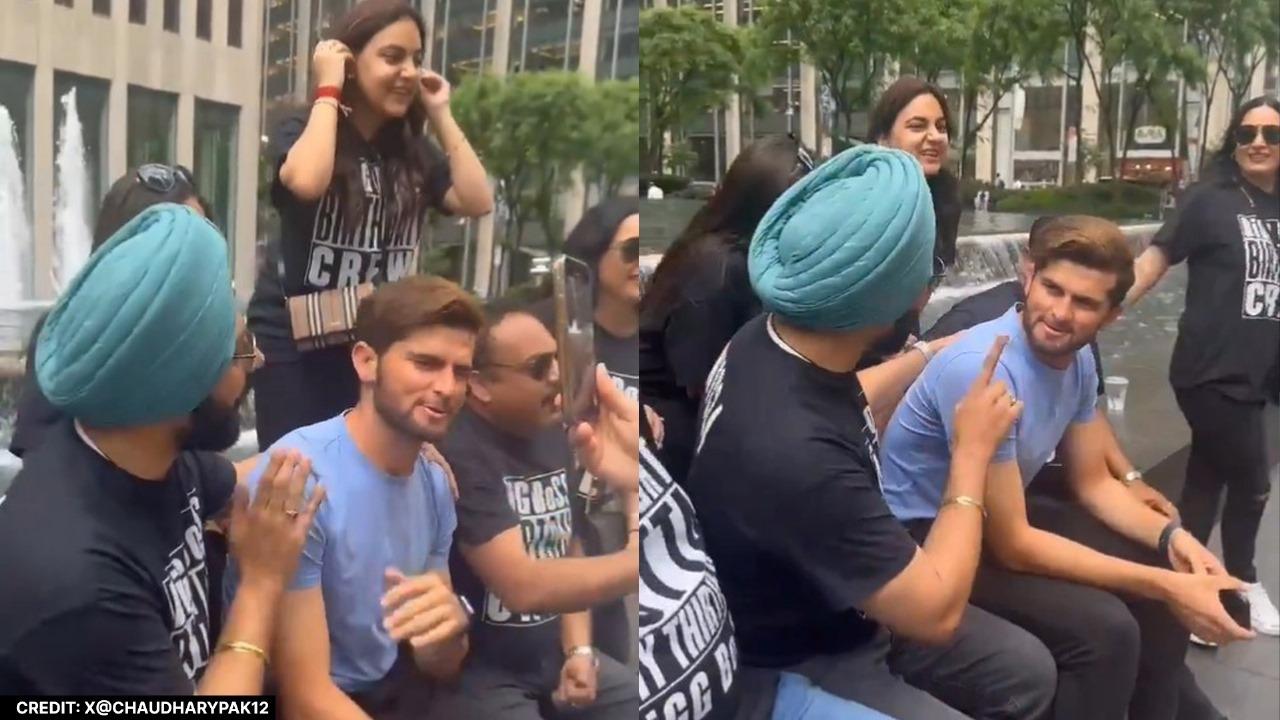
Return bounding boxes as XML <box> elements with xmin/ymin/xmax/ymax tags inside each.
<box><xmin>8</xmin><ymin>164</ymin><xmax>213</xmax><ymax>461</ymax></box>
<box><xmin>859</xmin><ymin>77</ymin><xmax>964</xmax><ymax>369</ymax></box>
<box><xmin>247</xmin><ymin>0</ymin><xmax>492</xmax><ymax>450</ymax></box>
<box><xmin>640</xmin><ymin>135</ymin><xmax>813</xmax><ymax>483</ymax></box>
<box><xmin>1127</xmin><ymin>95</ymin><xmax>1280</xmax><ymax>640</ymax></box>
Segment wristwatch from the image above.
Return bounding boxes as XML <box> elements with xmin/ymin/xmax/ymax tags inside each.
<box><xmin>911</xmin><ymin>340</ymin><xmax>935</xmax><ymax>363</ymax></box>
<box><xmin>1122</xmin><ymin>470</ymin><xmax>1142</xmax><ymax>487</ymax></box>
<box><xmin>565</xmin><ymin>645</ymin><xmax>600</xmax><ymax>668</ymax></box>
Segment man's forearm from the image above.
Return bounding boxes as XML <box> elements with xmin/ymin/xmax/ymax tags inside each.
<box><xmin>197</xmin><ymin>579</ymin><xmax>281</xmax><ymax>695</ymax></box>
<box><xmin>856</xmin><ymin>348</ymin><xmax>927</xmax><ymax>436</ymax></box>
<box><xmin>1074</xmin><ymin>474</ymin><xmax>1169</xmax><ymax>550</ymax></box>
<box><xmin>920</xmin><ymin>448</ymin><xmax>990</xmax><ymax>622</ymax></box>
<box><xmin>513</xmin><ymin>542</ymin><xmax>639</xmax><ymax>615</ymax></box>
<box><xmin>1009</xmin><ymin>526</ymin><xmax>1172</xmax><ymax>601</ymax></box>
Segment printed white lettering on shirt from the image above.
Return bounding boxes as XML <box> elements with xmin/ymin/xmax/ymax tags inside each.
<box><xmin>640</xmin><ymin>446</ymin><xmax>737</xmax><ymax>720</ymax></box>
<box><xmin>482</xmin><ymin>469</ymin><xmax>572</xmax><ymax>627</ymax></box>
<box><xmin>163</xmin><ymin>489</ymin><xmax>213</xmax><ymax>680</ymax></box>
<box><xmin>304</xmin><ymin>158</ymin><xmax>421</xmax><ymax>291</ymax></box>
<box><xmin>1238</xmin><ymin>214</ymin><xmax>1280</xmax><ymax>322</ymax></box>
<box><xmin>695</xmin><ymin>343</ymin><xmax>730</xmax><ymax>457</ymax></box>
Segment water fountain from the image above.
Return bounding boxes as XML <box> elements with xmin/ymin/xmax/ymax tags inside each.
<box><xmin>0</xmin><ymin>104</ymin><xmax>30</xmax><ymax>495</ymax></box>
<box><xmin>53</xmin><ymin>87</ymin><xmax>92</xmax><ymax>293</ymax></box>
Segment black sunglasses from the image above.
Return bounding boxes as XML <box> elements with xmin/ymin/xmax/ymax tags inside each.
<box><xmin>794</xmin><ymin>144</ymin><xmax>815</xmax><ymax>177</ymax></box>
<box><xmin>486</xmin><ymin>352</ymin><xmax>556</xmax><ymax>381</ymax></box>
<box><xmin>618</xmin><ymin>237</ymin><xmax>640</xmax><ymax>264</ymax></box>
<box><xmin>1234</xmin><ymin>124</ymin><xmax>1280</xmax><ymax>147</ymax></box>
<box><xmin>136</xmin><ymin>164</ymin><xmax>195</xmax><ymax>194</ymax></box>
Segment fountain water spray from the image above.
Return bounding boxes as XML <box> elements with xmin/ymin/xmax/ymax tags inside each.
<box><xmin>0</xmin><ymin>105</ymin><xmax>30</xmax><ymax>304</ymax></box>
<box><xmin>53</xmin><ymin>88</ymin><xmax>92</xmax><ymax>293</ymax></box>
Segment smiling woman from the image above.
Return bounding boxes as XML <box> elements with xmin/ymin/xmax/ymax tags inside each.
<box><xmin>247</xmin><ymin>0</ymin><xmax>495</xmax><ymax>452</ymax></box>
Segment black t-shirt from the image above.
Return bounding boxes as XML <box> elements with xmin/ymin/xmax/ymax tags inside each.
<box><xmin>439</xmin><ymin>408</ymin><xmax>575</xmax><ymax>676</ymax></box>
<box><xmin>684</xmin><ymin>315</ymin><xmax>918</xmax><ymax>669</ymax></box>
<box><xmin>639</xmin><ymin>438</ymin><xmax>747</xmax><ymax>720</ymax></box>
<box><xmin>597</xmin><ymin>325</ymin><xmax>639</xmax><ymax>402</ymax></box>
<box><xmin>7</xmin><ymin>314</ymin><xmax>66</xmax><ymax>460</ymax></box>
<box><xmin>247</xmin><ymin>113</ymin><xmax>453</xmax><ymax>361</ymax></box>
<box><xmin>923</xmin><ymin>280</ymin><xmax>1106</xmax><ymax>397</ymax></box>
<box><xmin>1153</xmin><ymin>178</ymin><xmax>1280</xmax><ymax>402</ymax></box>
<box><xmin>0</xmin><ymin>422</ymin><xmax>236</xmax><ymax>694</ymax></box>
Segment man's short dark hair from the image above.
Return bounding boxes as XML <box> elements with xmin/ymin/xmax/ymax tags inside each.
<box><xmin>354</xmin><ymin>275</ymin><xmax>485</xmax><ymax>354</ymax></box>
<box><xmin>472</xmin><ymin>300</ymin><xmax>539</xmax><ymax>372</ymax></box>
<box><xmin>1028</xmin><ymin>215</ymin><xmax>1135</xmax><ymax>308</ymax></box>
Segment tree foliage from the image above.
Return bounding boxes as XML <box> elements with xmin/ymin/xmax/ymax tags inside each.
<box><xmin>639</xmin><ymin>7</ymin><xmax>744</xmax><ymax>174</ymax></box>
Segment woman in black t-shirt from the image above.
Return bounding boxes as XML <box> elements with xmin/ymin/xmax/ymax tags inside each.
<box><xmin>1127</xmin><ymin>96</ymin><xmax>1280</xmax><ymax>638</ymax></box>
<box><xmin>859</xmin><ymin>77</ymin><xmax>963</xmax><ymax>369</ymax></box>
<box><xmin>248</xmin><ymin>0</ymin><xmax>492</xmax><ymax>449</ymax></box>
<box><xmin>639</xmin><ymin>136</ymin><xmax>812</xmax><ymax>483</ymax></box>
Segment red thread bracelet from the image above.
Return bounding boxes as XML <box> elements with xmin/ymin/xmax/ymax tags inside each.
<box><xmin>314</xmin><ymin>85</ymin><xmax>343</xmax><ymax>102</ymax></box>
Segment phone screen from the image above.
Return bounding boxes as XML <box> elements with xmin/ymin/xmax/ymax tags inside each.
<box><xmin>553</xmin><ymin>256</ymin><xmax>597</xmax><ymax>429</ymax></box>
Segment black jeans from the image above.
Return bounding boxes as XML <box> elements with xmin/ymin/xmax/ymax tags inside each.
<box><xmin>1174</xmin><ymin>386</ymin><xmax>1271</xmax><ymax>583</ymax></box>
<box><xmin>907</xmin><ymin>500</ymin><xmax>1204</xmax><ymax>720</ymax></box>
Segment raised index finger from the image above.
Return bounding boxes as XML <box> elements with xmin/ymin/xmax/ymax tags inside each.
<box><xmin>973</xmin><ymin>336</ymin><xmax>1009</xmax><ymax>390</ymax></box>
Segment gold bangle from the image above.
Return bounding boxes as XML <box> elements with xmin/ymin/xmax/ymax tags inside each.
<box><xmin>941</xmin><ymin>495</ymin><xmax>987</xmax><ymax>518</ymax></box>
<box><xmin>216</xmin><ymin>640</ymin><xmax>269</xmax><ymax>665</ymax></box>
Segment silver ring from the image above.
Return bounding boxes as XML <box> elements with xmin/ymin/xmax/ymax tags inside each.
<box><xmin>285</xmin><ymin>509</ymin><xmax>300</xmax><ymax>519</ymax></box>
<box><xmin>1007</xmin><ymin>393</ymin><xmax>1017</xmax><ymax>406</ymax></box>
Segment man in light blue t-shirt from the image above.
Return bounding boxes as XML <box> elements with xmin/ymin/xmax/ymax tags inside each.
<box><xmin>879</xmin><ymin>215</ymin><xmax>1250</xmax><ymax>720</ymax></box>
<box><xmin>225</xmin><ymin>276</ymin><xmax>487</xmax><ymax>719</ymax></box>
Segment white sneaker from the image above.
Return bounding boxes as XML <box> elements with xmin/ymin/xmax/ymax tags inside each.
<box><xmin>1243</xmin><ymin>582</ymin><xmax>1280</xmax><ymax>636</ymax></box>
<box><xmin>1190</xmin><ymin>632</ymin><xmax>1218</xmax><ymax>648</ymax></box>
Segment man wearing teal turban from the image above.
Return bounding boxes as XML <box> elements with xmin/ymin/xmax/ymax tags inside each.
<box><xmin>0</xmin><ymin>203</ymin><xmax>322</xmax><ymax>696</ymax></box>
<box><xmin>684</xmin><ymin>146</ymin><xmax>1050</xmax><ymax>719</ymax></box>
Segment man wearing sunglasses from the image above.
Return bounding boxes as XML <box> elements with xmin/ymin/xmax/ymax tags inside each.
<box><xmin>436</xmin><ymin>304</ymin><xmax>639</xmax><ymax>720</ymax></box>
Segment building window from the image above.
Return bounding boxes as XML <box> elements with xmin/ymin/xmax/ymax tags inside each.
<box><xmin>197</xmin><ymin>0</ymin><xmax>213</xmax><ymax>40</ymax></box>
<box><xmin>194</xmin><ymin>100</ymin><xmax>240</xmax><ymax>263</ymax></box>
<box><xmin>228</xmin><ymin>0</ymin><xmax>244</xmax><ymax>48</ymax></box>
<box><xmin>55</xmin><ymin>0</ymin><xmax>73</xmax><ymax>8</ymax></box>
<box><xmin>0</xmin><ymin>60</ymin><xmax>35</xmax><ymax>300</ymax></box>
<box><xmin>53</xmin><ymin>73</ymin><xmax>111</xmax><ymax>235</ymax></box>
<box><xmin>93</xmin><ymin>0</ymin><xmax>110</xmax><ymax>15</ymax></box>
<box><xmin>163</xmin><ymin>0</ymin><xmax>180</xmax><ymax>33</ymax></box>
<box><xmin>129</xmin><ymin>0</ymin><xmax>146</xmax><ymax>24</ymax></box>
<box><xmin>127</xmin><ymin>87</ymin><xmax>178</xmax><ymax>168</ymax></box>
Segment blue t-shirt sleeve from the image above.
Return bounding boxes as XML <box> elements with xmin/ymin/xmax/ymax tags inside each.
<box><xmin>244</xmin><ymin>442</ymin><xmax>326</xmax><ymax>591</ymax></box>
<box><xmin>1073</xmin><ymin>349</ymin><xmax>1100</xmax><ymax>424</ymax></box>
<box><xmin>427</xmin><ymin>464</ymin><xmax>457</xmax><ymax>573</ymax></box>
<box><xmin>934</xmin><ymin>351</ymin><xmax>1018</xmax><ymax>464</ymax></box>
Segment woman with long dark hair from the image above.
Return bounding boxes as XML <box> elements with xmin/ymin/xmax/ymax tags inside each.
<box><xmin>248</xmin><ymin>0</ymin><xmax>492</xmax><ymax>450</ymax></box>
<box><xmin>639</xmin><ymin>135</ymin><xmax>813</xmax><ymax>481</ymax></box>
<box><xmin>1127</xmin><ymin>95</ymin><xmax>1280</xmax><ymax>639</ymax></box>
<box><xmin>860</xmin><ymin>76</ymin><xmax>963</xmax><ymax>368</ymax></box>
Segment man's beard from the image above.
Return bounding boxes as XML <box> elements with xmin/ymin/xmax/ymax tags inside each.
<box><xmin>371</xmin><ymin>376</ymin><xmax>449</xmax><ymax>444</ymax></box>
<box><xmin>1021</xmin><ymin>311</ymin><xmax>1089</xmax><ymax>359</ymax></box>
<box><xmin>183</xmin><ymin>394</ymin><xmax>245</xmax><ymax>452</ymax></box>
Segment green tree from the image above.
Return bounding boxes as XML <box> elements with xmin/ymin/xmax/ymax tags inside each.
<box><xmin>755</xmin><ymin>0</ymin><xmax>904</xmax><ymax>144</ymax></box>
<box><xmin>452</xmin><ymin>71</ymin><xmax>594</xmax><ymax>267</ymax></box>
<box><xmin>896</xmin><ymin>0</ymin><xmax>973</xmax><ymax>84</ymax></box>
<box><xmin>955</xmin><ymin>0</ymin><xmax>1061</xmax><ymax>179</ymax></box>
<box><xmin>585</xmin><ymin>79</ymin><xmax>640</xmax><ymax>198</ymax></box>
<box><xmin>639</xmin><ymin>6</ymin><xmax>743</xmax><ymax>175</ymax></box>
<box><xmin>1116</xmin><ymin>3</ymin><xmax>1202</xmax><ymax>173</ymax></box>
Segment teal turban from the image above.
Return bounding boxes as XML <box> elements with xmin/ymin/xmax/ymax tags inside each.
<box><xmin>36</xmin><ymin>203</ymin><xmax>236</xmax><ymax>428</ymax></box>
<box><xmin>749</xmin><ymin>145</ymin><xmax>936</xmax><ymax>331</ymax></box>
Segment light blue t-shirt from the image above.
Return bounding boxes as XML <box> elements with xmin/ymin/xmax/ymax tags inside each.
<box><xmin>223</xmin><ymin>415</ymin><xmax>456</xmax><ymax>692</ymax></box>
<box><xmin>880</xmin><ymin>306</ymin><xmax>1098</xmax><ymax>522</ymax></box>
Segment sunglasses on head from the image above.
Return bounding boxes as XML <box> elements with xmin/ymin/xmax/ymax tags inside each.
<box><xmin>136</xmin><ymin>164</ymin><xmax>194</xmax><ymax>194</ymax></box>
<box><xmin>928</xmin><ymin>256</ymin><xmax>949</xmax><ymax>291</ymax></box>
<box><xmin>1234</xmin><ymin>124</ymin><xmax>1280</xmax><ymax>147</ymax></box>
<box><xmin>618</xmin><ymin>237</ymin><xmax>640</xmax><ymax>264</ymax></box>
<box><xmin>486</xmin><ymin>352</ymin><xmax>556</xmax><ymax>382</ymax></box>
<box><xmin>794</xmin><ymin>144</ymin><xmax>816</xmax><ymax>177</ymax></box>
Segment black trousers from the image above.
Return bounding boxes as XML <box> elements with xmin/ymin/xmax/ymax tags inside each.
<box><xmin>252</xmin><ymin>345</ymin><xmax>360</xmax><ymax>451</ymax></box>
<box><xmin>1174</xmin><ymin>385</ymin><xmax>1271</xmax><ymax>583</ymax></box>
<box><xmin>907</xmin><ymin>497</ymin><xmax>1207</xmax><ymax>720</ymax></box>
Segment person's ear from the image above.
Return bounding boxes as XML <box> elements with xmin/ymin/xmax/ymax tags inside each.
<box><xmin>352</xmin><ymin>342</ymin><xmax>379</xmax><ymax>384</ymax></box>
<box><xmin>468</xmin><ymin>372</ymin><xmax>492</xmax><ymax>405</ymax></box>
